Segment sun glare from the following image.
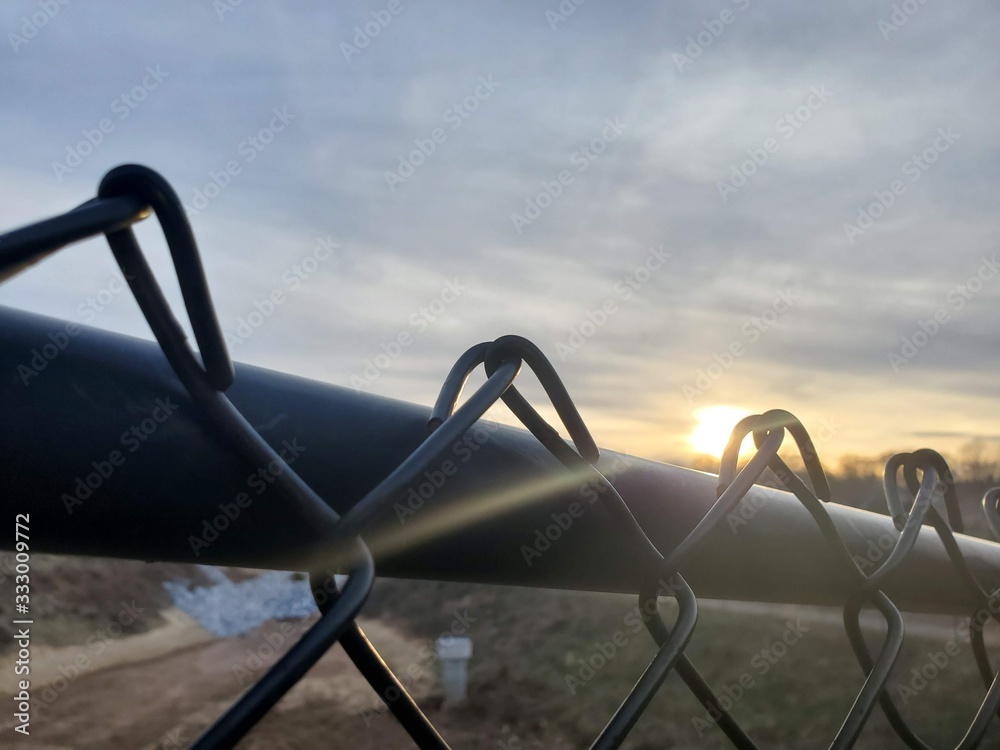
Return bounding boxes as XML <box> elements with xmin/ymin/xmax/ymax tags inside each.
<box><xmin>689</xmin><ymin>406</ymin><xmax>751</xmax><ymax>458</ymax></box>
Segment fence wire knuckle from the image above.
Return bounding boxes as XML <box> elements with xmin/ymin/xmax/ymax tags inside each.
<box><xmin>2</xmin><ymin>164</ymin><xmax>1000</xmax><ymax>749</ymax></box>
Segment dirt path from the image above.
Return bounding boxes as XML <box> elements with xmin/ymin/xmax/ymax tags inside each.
<box><xmin>0</xmin><ymin>614</ymin><xmax>566</xmax><ymax>750</ymax></box>
<box><xmin>0</xmin><ymin>607</ymin><xmax>210</xmax><ymax>696</ymax></box>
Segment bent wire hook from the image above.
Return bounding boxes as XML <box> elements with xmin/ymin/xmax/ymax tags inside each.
<box><xmin>0</xmin><ymin>165</ymin><xmax>449</xmax><ymax>749</ymax></box>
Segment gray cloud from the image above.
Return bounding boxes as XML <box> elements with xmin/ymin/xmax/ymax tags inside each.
<box><xmin>1</xmin><ymin>0</ymin><xmax>998</xmax><ymax>463</ymax></box>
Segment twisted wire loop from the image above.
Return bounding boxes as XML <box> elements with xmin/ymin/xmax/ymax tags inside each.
<box><xmin>900</xmin><ymin>453</ymin><xmax>1000</xmax><ymax>701</ymax></box>
<box><xmin>844</xmin><ymin>451</ymin><xmax>1000</xmax><ymax>750</ymax></box>
<box><xmin>646</xmin><ymin>409</ymin><xmax>904</xmax><ymax>750</ymax></box>
<box><xmin>980</xmin><ymin>488</ymin><xmax>1000</xmax><ymax>691</ymax></box>
<box><xmin>0</xmin><ymin>165</ymin><xmax>452</xmax><ymax>749</ymax></box>
<box><xmin>983</xmin><ymin>488</ymin><xmax>1000</xmax><ymax>545</ymax></box>
<box><xmin>432</xmin><ymin>336</ymin><xmax>764</xmax><ymax>749</ymax></box>
<box><xmin>900</xmin><ymin>453</ymin><xmax>1000</xmax><ymax>713</ymax></box>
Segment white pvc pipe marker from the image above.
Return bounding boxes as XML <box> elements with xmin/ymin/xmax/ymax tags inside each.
<box><xmin>436</xmin><ymin>636</ymin><xmax>473</xmax><ymax>705</ymax></box>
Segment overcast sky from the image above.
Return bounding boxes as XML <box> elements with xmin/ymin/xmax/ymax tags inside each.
<box><xmin>2</xmin><ymin>1</ymin><xmax>998</xmax><ymax>467</ymax></box>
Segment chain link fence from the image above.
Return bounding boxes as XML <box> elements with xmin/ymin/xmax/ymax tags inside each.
<box><xmin>2</xmin><ymin>165</ymin><xmax>1000</xmax><ymax>748</ymax></box>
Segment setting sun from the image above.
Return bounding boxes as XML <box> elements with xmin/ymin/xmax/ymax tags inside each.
<box><xmin>689</xmin><ymin>406</ymin><xmax>751</xmax><ymax>458</ymax></box>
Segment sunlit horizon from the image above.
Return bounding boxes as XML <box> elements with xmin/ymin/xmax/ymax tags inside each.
<box><xmin>688</xmin><ymin>405</ymin><xmax>752</xmax><ymax>458</ymax></box>
<box><xmin>1</xmin><ymin>3</ymin><xmax>997</xmax><ymax>483</ymax></box>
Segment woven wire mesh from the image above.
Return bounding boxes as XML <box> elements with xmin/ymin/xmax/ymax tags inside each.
<box><xmin>2</xmin><ymin>165</ymin><xmax>1000</xmax><ymax>749</ymax></box>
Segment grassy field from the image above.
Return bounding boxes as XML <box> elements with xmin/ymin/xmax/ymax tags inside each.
<box><xmin>363</xmin><ymin>578</ymin><xmax>1000</xmax><ymax>749</ymax></box>
<box><xmin>4</xmin><ymin>556</ymin><xmax>1000</xmax><ymax>748</ymax></box>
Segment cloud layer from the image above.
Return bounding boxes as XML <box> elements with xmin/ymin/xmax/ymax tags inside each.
<box><xmin>2</xmin><ymin>0</ymin><xmax>998</xmax><ymax>465</ymax></box>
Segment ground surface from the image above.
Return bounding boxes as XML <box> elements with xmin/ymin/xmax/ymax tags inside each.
<box><xmin>2</xmin><ymin>555</ymin><xmax>1000</xmax><ymax>749</ymax></box>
